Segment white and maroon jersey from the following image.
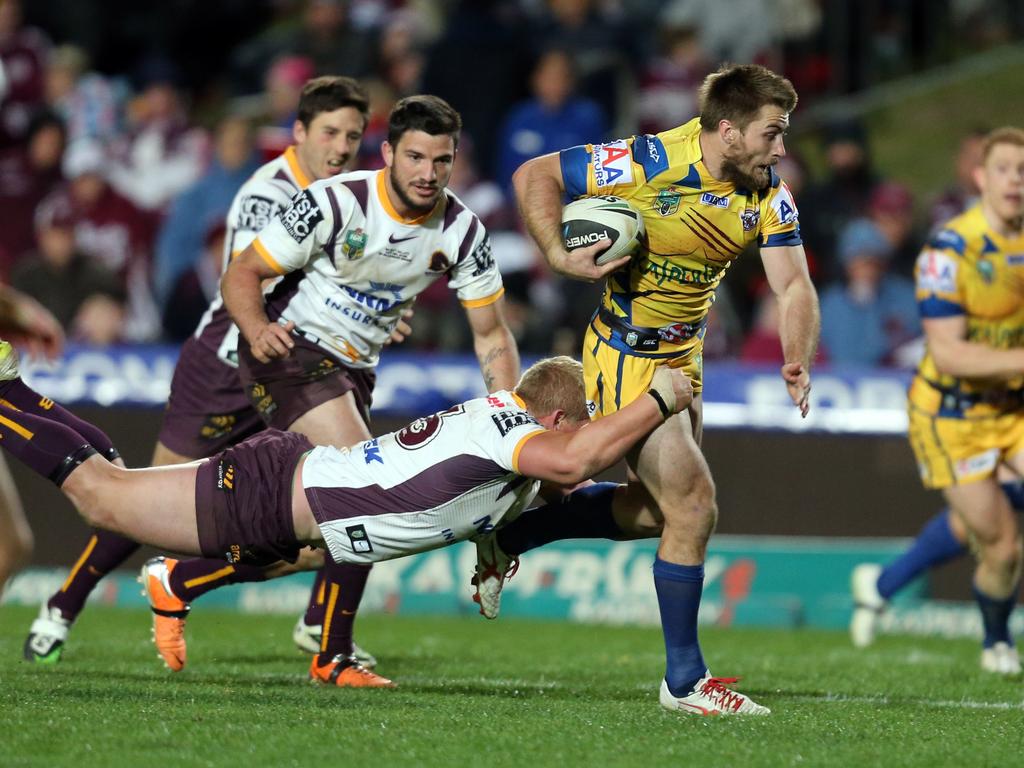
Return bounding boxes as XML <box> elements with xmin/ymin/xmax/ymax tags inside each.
<box><xmin>303</xmin><ymin>390</ymin><xmax>544</xmax><ymax>564</ymax></box>
<box><xmin>193</xmin><ymin>146</ymin><xmax>313</xmax><ymax>366</ymax></box>
<box><xmin>250</xmin><ymin>168</ymin><xmax>504</xmax><ymax>369</ymax></box>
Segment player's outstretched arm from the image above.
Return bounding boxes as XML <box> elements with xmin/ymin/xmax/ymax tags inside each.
<box><xmin>761</xmin><ymin>245</ymin><xmax>819</xmax><ymax>417</ymax></box>
<box><xmin>518</xmin><ymin>368</ymin><xmax>693</xmax><ymax>485</ymax></box>
<box><xmin>466</xmin><ymin>299</ymin><xmax>520</xmax><ymax>393</ymax></box>
<box><xmin>222</xmin><ymin>245</ymin><xmax>295</xmax><ymax>363</ymax></box>
<box><xmin>0</xmin><ymin>286</ymin><xmax>63</xmax><ymax>359</ymax></box>
<box><xmin>512</xmin><ymin>153</ymin><xmax>630</xmax><ymax>282</ymax></box>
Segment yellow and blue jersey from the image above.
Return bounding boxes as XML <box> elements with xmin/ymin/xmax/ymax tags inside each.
<box><xmin>910</xmin><ymin>204</ymin><xmax>1024</xmax><ymax>419</ymax></box>
<box><xmin>560</xmin><ymin>117</ymin><xmax>802</xmax><ymax>360</ymax></box>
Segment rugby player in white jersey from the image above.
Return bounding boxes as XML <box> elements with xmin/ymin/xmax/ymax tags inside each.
<box><xmin>23</xmin><ymin>78</ymin><xmax>385</xmax><ymax>680</ymax></box>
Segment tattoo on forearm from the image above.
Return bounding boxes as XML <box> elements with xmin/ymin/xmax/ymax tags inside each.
<box><xmin>480</xmin><ymin>346</ymin><xmax>507</xmax><ymax>392</ymax></box>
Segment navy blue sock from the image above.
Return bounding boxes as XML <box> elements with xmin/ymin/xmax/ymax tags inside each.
<box><xmin>653</xmin><ymin>557</ymin><xmax>706</xmax><ymax>696</ymax></box>
<box><xmin>496</xmin><ymin>482</ymin><xmax>622</xmax><ymax>557</ymax></box>
<box><xmin>973</xmin><ymin>582</ymin><xmax>1018</xmax><ymax>647</ymax></box>
<box><xmin>876</xmin><ymin>509</ymin><xmax>966</xmax><ymax>600</ymax></box>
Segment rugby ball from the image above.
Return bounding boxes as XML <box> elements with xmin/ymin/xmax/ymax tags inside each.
<box><xmin>561</xmin><ymin>195</ymin><xmax>645</xmax><ymax>266</ymax></box>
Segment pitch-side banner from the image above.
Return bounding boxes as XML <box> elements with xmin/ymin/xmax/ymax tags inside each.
<box><xmin>20</xmin><ymin>346</ymin><xmax>913</xmax><ymax>434</ymax></box>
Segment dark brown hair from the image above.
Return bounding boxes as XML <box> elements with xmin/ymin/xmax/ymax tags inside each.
<box><xmin>698</xmin><ymin>64</ymin><xmax>798</xmax><ymax>132</ymax></box>
<box><xmin>297</xmin><ymin>76</ymin><xmax>370</xmax><ymax>128</ymax></box>
<box><xmin>387</xmin><ymin>94</ymin><xmax>462</xmax><ymax>148</ymax></box>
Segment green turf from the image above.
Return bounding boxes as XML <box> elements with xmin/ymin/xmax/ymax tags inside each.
<box><xmin>1</xmin><ymin>604</ymin><xmax>1020</xmax><ymax>767</ymax></box>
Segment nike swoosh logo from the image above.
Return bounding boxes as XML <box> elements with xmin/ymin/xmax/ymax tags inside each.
<box><xmin>388</xmin><ymin>233</ymin><xmax>417</xmax><ymax>244</ymax></box>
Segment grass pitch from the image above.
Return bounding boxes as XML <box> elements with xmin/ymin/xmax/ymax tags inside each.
<box><xmin>1</xmin><ymin>605</ymin><xmax>1021</xmax><ymax>767</ymax></box>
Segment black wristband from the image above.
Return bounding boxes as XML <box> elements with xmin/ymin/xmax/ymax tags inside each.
<box><xmin>648</xmin><ymin>388</ymin><xmax>672</xmax><ymax>419</ymax></box>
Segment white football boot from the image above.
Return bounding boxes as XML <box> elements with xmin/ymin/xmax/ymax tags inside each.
<box><xmin>659</xmin><ymin>673</ymin><xmax>770</xmax><ymax>716</ymax></box>
<box><xmin>850</xmin><ymin>563</ymin><xmax>886</xmax><ymax>648</ymax></box>
<box><xmin>471</xmin><ymin>532</ymin><xmax>519</xmax><ymax>620</ymax></box>
<box><xmin>23</xmin><ymin>603</ymin><xmax>71</xmax><ymax>664</ymax></box>
<box><xmin>980</xmin><ymin>642</ymin><xmax>1022</xmax><ymax>676</ymax></box>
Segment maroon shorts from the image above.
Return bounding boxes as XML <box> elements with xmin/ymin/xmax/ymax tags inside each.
<box><xmin>237</xmin><ymin>334</ymin><xmax>376</xmax><ymax>431</ymax></box>
<box><xmin>158</xmin><ymin>337</ymin><xmax>265</xmax><ymax>458</ymax></box>
<box><xmin>194</xmin><ymin>429</ymin><xmax>314</xmax><ymax>566</ymax></box>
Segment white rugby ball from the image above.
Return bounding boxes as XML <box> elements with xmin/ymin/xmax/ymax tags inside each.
<box><xmin>561</xmin><ymin>195</ymin><xmax>645</xmax><ymax>266</ymax></box>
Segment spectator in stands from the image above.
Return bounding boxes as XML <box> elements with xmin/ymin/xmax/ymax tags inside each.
<box><xmin>43</xmin><ymin>44</ymin><xmax>127</xmax><ymax>146</ymax></box>
<box><xmin>12</xmin><ymin>192</ymin><xmax>124</xmax><ymax>345</ymax></box>
<box><xmin>59</xmin><ymin>139</ymin><xmax>161</xmax><ymax>341</ymax></box>
<box><xmin>0</xmin><ymin>0</ymin><xmax>49</xmax><ymax>147</ymax></box>
<box><xmin>106</xmin><ymin>57</ymin><xmax>208</xmax><ymax>212</ymax></box>
<box><xmin>867</xmin><ymin>180</ymin><xmax>921</xmax><ymax>277</ymax></box>
<box><xmin>161</xmin><ymin>220</ymin><xmax>225</xmax><ymax>342</ymax></box>
<box><xmin>819</xmin><ymin>218</ymin><xmax>919</xmax><ymax>367</ymax></box>
<box><xmin>495</xmin><ymin>47</ymin><xmax>606</xmax><ymax>200</ymax></box>
<box><xmin>256</xmin><ymin>54</ymin><xmax>315</xmax><ymax>159</ymax></box>
<box><xmin>799</xmin><ymin>118</ymin><xmax>880</xmax><ymax>282</ymax></box>
<box><xmin>929</xmin><ymin>127</ymin><xmax>987</xmax><ymax>230</ymax></box>
<box><xmin>0</xmin><ymin>108</ymin><xmax>65</xmax><ymax>278</ymax></box>
<box><xmin>636</xmin><ymin>21</ymin><xmax>711</xmax><ymax>135</ymax></box>
<box><xmin>153</xmin><ymin>113</ymin><xmax>259</xmax><ymax>307</ymax></box>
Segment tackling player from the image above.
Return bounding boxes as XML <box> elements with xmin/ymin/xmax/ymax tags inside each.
<box><xmin>498</xmin><ymin>63</ymin><xmax>819</xmax><ymax>715</ymax></box>
<box><xmin>0</xmin><ymin>349</ymin><xmax>692</xmax><ymax>688</ymax></box>
<box><xmin>23</xmin><ymin>77</ymin><xmax>383</xmax><ymax>674</ymax></box>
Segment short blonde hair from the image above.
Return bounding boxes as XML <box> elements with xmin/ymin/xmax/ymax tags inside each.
<box><xmin>982</xmin><ymin>126</ymin><xmax>1024</xmax><ymax>162</ymax></box>
<box><xmin>514</xmin><ymin>356</ymin><xmax>588</xmax><ymax>423</ymax></box>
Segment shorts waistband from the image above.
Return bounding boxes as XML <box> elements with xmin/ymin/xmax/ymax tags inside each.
<box><xmin>596</xmin><ymin>306</ymin><xmax>706</xmax><ymax>352</ymax></box>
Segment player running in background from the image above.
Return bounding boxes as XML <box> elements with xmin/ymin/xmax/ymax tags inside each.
<box><xmin>23</xmin><ymin>77</ymin><xmax>383</xmax><ymax>671</ymax></box>
<box><xmin>501</xmin><ymin>64</ymin><xmax>818</xmax><ymax>716</ymax></box>
<box><xmin>0</xmin><ymin>285</ymin><xmax>65</xmax><ymax>592</ymax></box>
<box><xmin>0</xmin><ymin>349</ymin><xmax>692</xmax><ymax>687</ymax></box>
<box><xmin>860</xmin><ymin>127</ymin><xmax>1024</xmax><ymax>675</ymax></box>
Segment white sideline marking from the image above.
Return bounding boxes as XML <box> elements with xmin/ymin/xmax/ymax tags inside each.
<box><xmin>791</xmin><ymin>692</ymin><xmax>1024</xmax><ymax>711</ymax></box>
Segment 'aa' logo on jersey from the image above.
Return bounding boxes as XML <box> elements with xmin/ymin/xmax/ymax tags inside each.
<box><xmin>342</xmin><ymin>228</ymin><xmax>368</xmax><ymax>260</ymax></box>
<box><xmin>655</xmin><ymin>189</ymin><xmax>681</xmax><ymax>217</ymax></box>
<box><xmin>592</xmin><ymin>140</ymin><xmax>633</xmax><ymax>188</ymax></box>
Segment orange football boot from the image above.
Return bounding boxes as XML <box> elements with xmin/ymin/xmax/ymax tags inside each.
<box><xmin>139</xmin><ymin>556</ymin><xmax>190</xmax><ymax>671</ymax></box>
<box><xmin>309</xmin><ymin>654</ymin><xmax>395</xmax><ymax>688</ymax></box>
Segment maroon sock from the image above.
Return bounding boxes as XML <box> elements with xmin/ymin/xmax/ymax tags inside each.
<box><xmin>168</xmin><ymin>557</ymin><xmax>267</xmax><ymax>603</ymax></box>
<box><xmin>0</xmin><ymin>404</ymin><xmax>94</xmax><ymax>484</ymax></box>
<box><xmin>47</xmin><ymin>530</ymin><xmax>140</xmax><ymax>621</ymax></box>
<box><xmin>315</xmin><ymin>560</ymin><xmax>372</xmax><ymax>664</ymax></box>
<box><xmin>0</xmin><ymin>378</ymin><xmax>119</xmax><ymax>460</ymax></box>
<box><xmin>303</xmin><ymin>568</ymin><xmax>328</xmax><ymax>626</ymax></box>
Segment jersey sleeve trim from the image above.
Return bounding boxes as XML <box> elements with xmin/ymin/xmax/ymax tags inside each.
<box><xmin>252</xmin><ymin>238</ymin><xmax>287</xmax><ymax>275</ymax></box>
<box><xmin>511</xmin><ymin>428</ymin><xmax>545</xmax><ymax>474</ymax></box>
<box><xmin>459</xmin><ymin>286</ymin><xmax>505</xmax><ymax>309</ymax></box>
<box><xmin>761</xmin><ymin>229</ymin><xmax>803</xmax><ymax>248</ymax></box>
<box><xmin>918</xmin><ymin>296</ymin><xmax>965</xmax><ymax>318</ymax></box>
<box><xmin>560</xmin><ymin>145</ymin><xmax>591</xmax><ymax>200</ymax></box>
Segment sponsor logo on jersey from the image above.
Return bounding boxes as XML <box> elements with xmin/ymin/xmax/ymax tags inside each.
<box><xmin>342</xmin><ymin>228</ymin><xmax>368</xmax><ymax>260</ymax></box>
<box><xmin>592</xmin><ymin>140</ymin><xmax>633</xmax><ymax>188</ymax></box>
<box><xmin>954</xmin><ymin>448</ymin><xmax>999</xmax><ymax>479</ymax></box>
<box><xmin>397</xmin><ymin>413</ymin><xmax>443</xmax><ymax>449</ymax></box>
<box><xmin>1007</xmin><ymin>254</ymin><xmax>1024</xmax><ymax>265</ymax></box>
<box><xmin>491</xmin><ymin>410</ymin><xmax>540</xmax><ymax>437</ymax></box>
<box><xmin>363</xmin><ymin>438</ymin><xmax>383</xmax><ymax>464</ymax></box>
<box><xmin>916</xmin><ymin>249</ymin><xmax>958</xmax><ymax>294</ymax></box>
<box><xmin>470</xmin><ymin>234</ymin><xmax>494</xmax><ymax>276</ymax></box>
<box><xmin>383</xmin><ymin>247</ymin><xmax>412</xmax><ymax>262</ymax></box>
<box><xmin>247</xmin><ymin>382</ymin><xmax>277</xmax><ymax>419</ymax></box>
<box><xmin>388</xmin><ymin>233</ymin><xmax>417</xmax><ymax>244</ymax></box>
<box><xmin>770</xmin><ymin>183</ymin><xmax>798</xmax><ymax>224</ymax></box>
<box><xmin>740</xmin><ymin>209</ymin><xmax>760</xmax><ymax>231</ymax></box>
<box><xmin>640</xmin><ymin>257</ymin><xmax>720</xmax><ymax>287</ymax></box>
<box><xmin>655</xmin><ymin>189</ymin><xmax>681</xmax><ymax>217</ymax></box>
<box><xmin>217</xmin><ymin>459</ymin><xmax>235</xmax><ymax>492</ymax></box>
<box><xmin>236</xmin><ymin>195</ymin><xmax>276</xmax><ymax>232</ymax></box>
<box><xmin>699</xmin><ymin>192</ymin><xmax>730</xmax><ymax>209</ymax></box>
<box><xmin>280</xmin><ymin>190</ymin><xmax>324</xmax><ymax>243</ymax></box>
<box><xmin>200</xmin><ymin>413</ymin><xmax>237</xmax><ymax>441</ymax></box>
<box><xmin>341</xmin><ymin>285</ymin><xmax>403</xmax><ymax>312</ymax></box>
<box><xmin>345</xmin><ymin>524</ymin><xmax>374</xmax><ymax>553</ymax></box>
<box><xmin>369</xmin><ymin>281</ymin><xmax>405</xmax><ymax>300</ymax></box>
<box><xmin>586</xmin><ymin>400</ymin><xmax>598</xmax><ymax>417</ymax></box>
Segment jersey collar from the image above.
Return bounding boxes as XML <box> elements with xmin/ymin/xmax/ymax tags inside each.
<box><xmin>284</xmin><ymin>146</ymin><xmax>313</xmax><ymax>189</ymax></box>
<box><xmin>376</xmin><ymin>169</ymin><xmax>440</xmax><ymax>225</ymax></box>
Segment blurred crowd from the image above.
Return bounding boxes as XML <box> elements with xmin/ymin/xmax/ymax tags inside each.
<box><xmin>0</xmin><ymin>0</ymin><xmax>1018</xmax><ymax>365</ymax></box>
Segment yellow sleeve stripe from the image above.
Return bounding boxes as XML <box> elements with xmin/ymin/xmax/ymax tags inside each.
<box><xmin>460</xmin><ymin>287</ymin><xmax>505</xmax><ymax>309</ymax></box>
<box><xmin>511</xmin><ymin>428</ymin><xmax>545</xmax><ymax>474</ymax></box>
<box><xmin>0</xmin><ymin>411</ymin><xmax>34</xmax><ymax>440</ymax></box>
<box><xmin>252</xmin><ymin>238</ymin><xmax>287</xmax><ymax>275</ymax></box>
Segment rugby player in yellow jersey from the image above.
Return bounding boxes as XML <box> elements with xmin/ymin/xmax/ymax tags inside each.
<box><xmin>907</xmin><ymin>126</ymin><xmax>1024</xmax><ymax>675</ymax></box>
<box><xmin>491</xmin><ymin>64</ymin><xmax>820</xmax><ymax>716</ymax></box>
